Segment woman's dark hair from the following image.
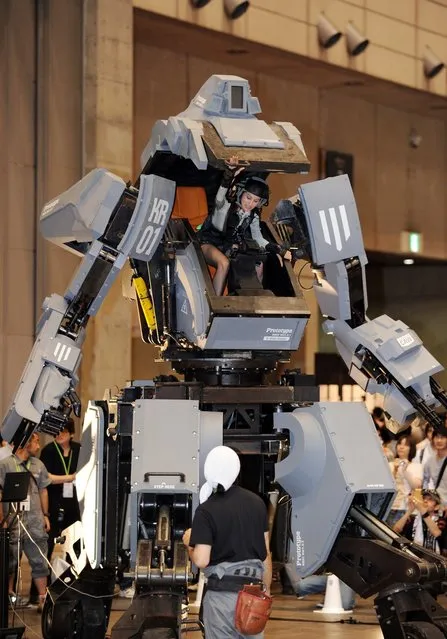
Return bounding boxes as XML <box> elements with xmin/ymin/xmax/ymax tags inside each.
<box><xmin>424</xmin><ymin>422</ymin><xmax>434</xmax><ymax>438</ymax></box>
<box><xmin>379</xmin><ymin>428</ymin><xmax>393</xmax><ymax>445</ymax></box>
<box><xmin>64</xmin><ymin>418</ymin><xmax>75</xmax><ymax>436</ymax></box>
<box><xmin>396</xmin><ymin>434</ymin><xmax>417</xmax><ymax>461</ymax></box>
<box><xmin>372</xmin><ymin>406</ymin><xmax>384</xmax><ymax>420</ymax></box>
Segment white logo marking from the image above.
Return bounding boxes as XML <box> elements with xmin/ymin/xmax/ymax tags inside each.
<box><xmin>319</xmin><ymin>204</ymin><xmax>351</xmax><ymax>251</ymax></box>
<box><xmin>397</xmin><ymin>333</ymin><xmax>415</xmax><ymax>348</ymax></box>
<box><xmin>54</xmin><ymin>342</ymin><xmax>72</xmax><ymax>363</ymax></box>
<box><xmin>135</xmin><ymin>197</ymin><xmax>170</xmax><ymax>257</ymax></box>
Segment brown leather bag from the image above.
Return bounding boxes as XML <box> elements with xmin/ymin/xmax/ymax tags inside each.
<box><xmin>234</xmin><ymin>584</ymin><xmax>273</xmax><ymax>635</ymax></box>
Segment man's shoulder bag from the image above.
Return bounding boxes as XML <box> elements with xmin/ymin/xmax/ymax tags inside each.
<box><xmin>235</xmin><ymin>584</ymin><xmax>273</xmax><ymax>635</ymax></box>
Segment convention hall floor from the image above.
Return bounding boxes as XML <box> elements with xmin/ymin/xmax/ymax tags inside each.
<box><xmin>7</xmin><ymin>562</ymin><xmax>391</xmax><ymax>638</ymax></box>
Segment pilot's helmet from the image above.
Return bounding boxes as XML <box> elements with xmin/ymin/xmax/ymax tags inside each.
<box><xmin>235</xmin><ymin>176</ymin><xmax>269</xmax><ymax>208</ymax></box>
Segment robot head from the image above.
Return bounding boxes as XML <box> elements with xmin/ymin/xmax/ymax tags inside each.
<box><xmin>231</xmin><ymin>176</ymin><xmax>270</xmax><ymax>210</ymax></box>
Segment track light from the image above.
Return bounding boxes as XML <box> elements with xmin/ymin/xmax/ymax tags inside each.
<box><xmin>224</xmin><ymin>0</ymin><xmax>250</xmax><ymax>20</ymax></box>
<box><xmin>190</xmin><ymin>0</ymin><xmax>213</xmax><ymax>8</ymax></box>
<box><xmin>346</xmin><ymin>22</ymin><xmax>369</xmax><ymax>56</ymax></box>
<box><xmin>317</xmin><ymin>14</ymin><xmax>342</xmax><ymax>49</ymax></box>
<box><xmin>423</xmin><ymin>46</ymin><xmax>445</xmax><ymax>79</ymax></box>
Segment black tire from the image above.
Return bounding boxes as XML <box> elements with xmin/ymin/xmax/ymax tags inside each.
<box><xmin>403</xmin><ymin>621</ymin><xmax>445</xmax><ymax>638</ymax></box>
<box><xmin>41</xmin><ymin>598</ymin><xmax>54</xmax><ymax>639</ymax></box>
<box><xmin>41</xmin><ymin>598</ymin><xmax>65</xmax><ymax>639</ymax></box>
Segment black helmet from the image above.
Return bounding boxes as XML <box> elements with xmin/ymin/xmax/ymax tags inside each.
<box><xmin>235</xmin><ymin>176</ymin><xmax>269</xmax><ymax>208</ymax></box>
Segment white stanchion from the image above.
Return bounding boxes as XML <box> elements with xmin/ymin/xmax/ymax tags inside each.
<box><xmin>313</xmin><ymin>574</ymin><xmax>352</xmax><ymax>614</ymax></box>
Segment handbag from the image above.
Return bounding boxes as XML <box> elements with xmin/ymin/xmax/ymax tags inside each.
<box><xmin>234</xmin><ymin>584</ymin><xmax>273</xmax><ymax>635</ymax></box>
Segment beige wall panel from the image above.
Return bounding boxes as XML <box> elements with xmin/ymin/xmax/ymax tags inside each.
<box><xmin>319</xmin><ymin>91</ymin><xmax>377</xmax><ymax>246</ymax></box>
<box><xmin>308</xmin><ymin>0</ymin><xmax>365</xmax><ymax>26</ymax></box>
<box><xmin>80</xmin><ymin>280</ymin><xmax>133</xmax><ymax>404</ymax></box>
<box><xmin>246</xmin><ymin>7</ymin><xmax>308</xmax><ymax>56</ymax></box>
<box><xmin>5</xmin><ymin>249</ymin><xmax>34</xmax><ymax>337</ymax></box>
<box><xmin>95</xmin><ymin>39</ymin><xmax>133</xmax><ymax>83</ymax></box>
<box><xmin>365</xmin><ymin>44</ymin><xmax>416</xmax><ymax>86</ymax></box>
<box><xmin>365</xmin><ymin>0</ymin><xmax>416</xmax><ymax>24</ymax></box>
<box><xmin>375</xmin><ymin>106</ymin><xmax>411</xmax><ymax>253</ymax></box>
<box><xmin>308</xmin><ymin>0</ymin><xmax>366</xmax><ymax>70</ymax></box>
<box><xmin>133</xmin><ymin>43</ymin><xmax>188</xmax><ymax>176</ymax></box>
<box><xmin>177</xmin><ymin>0</ymin><xmax>248</xmax><ymax>39</ymax></box>
<box><xmin>7</xmin><ymin>16</ymin><xmax>35</xmax><ymax>168</ymax></box>
<box><xmin>134</xmin><ymin>0</ymin><xmax>177</xmax><ymax>18</ymax></box>
<box><xmin>35</xmin><ymin>0</ymin><xmax>83</xmax><ymax>314</ymax></box>
<box><xmin>43</xmin><ymin>245</ymin><xmax>80</xmax><ymax>301</ymax></box>
<box><xmin>250</xmin><ymin>0</ymin><xmax>308</xmax><ymax>21</ymax></box>
<box><xmin>406</xmin><ymin>116</ymin><xmax>446</xmax><ymax>258</ymax></box>
<box><xmin>98</xmin><ymin>79</ymin><xmax>133</xmax><ymax>123</ymax></box>
<box><xmin>7</xmin><ymin>164</ymin><xmax>35</xmax><ymax>251</ymax></box>
<box><xmin>132</xmin><ymin>338</ymin><xmax>174</xmax><ymax>379</ymax></box>
<box><xmin>96</xmin><ymin>120</ymin><xmax>133</xmax><ymax>178</ymax></box>
<box><xmin>308</xmin><ymin>24</ymin><xmax>366</xmax><ymax>73</ymax></box>
<box><xmin>415</xmin><ymin>29</ymin><xmax>447</xmax><ymax>94</ymax></box>
<box><xmin>418</xmin><ymin>0</ymin><xmax>447</xmax><ymax>37</ymax></box>
<box><xmin>1</xmin><ymin>0</ymin><xmax>36</xmax><ymax>418</ymax></box>
<box><xmin>366</xmin><ymin>11</ymin><xmax>416</xmax><ymax>56</ymax></box>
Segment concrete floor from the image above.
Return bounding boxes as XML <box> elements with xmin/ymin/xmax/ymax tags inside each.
<box><xmin>7</xmin><ymin>558</ymin><xmax>447</xmax><ymax>639</ymax></box>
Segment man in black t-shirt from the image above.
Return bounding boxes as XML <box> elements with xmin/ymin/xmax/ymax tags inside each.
<box><xmin>183</xmin><ymin>445</ymin><xmax>271</xmax><ymax>638</ymax></box>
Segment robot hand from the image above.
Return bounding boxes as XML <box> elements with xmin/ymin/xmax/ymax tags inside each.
<box><xmin>324</xmin><ymin>315</ymin><xmax>447</xmax><ymax>434</ymax></box>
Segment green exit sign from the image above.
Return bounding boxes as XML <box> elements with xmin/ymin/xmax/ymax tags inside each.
<box><xmin>401</xmin><ymin>231</ymin><xmax>422</xmax><ymax>254</ymax></box>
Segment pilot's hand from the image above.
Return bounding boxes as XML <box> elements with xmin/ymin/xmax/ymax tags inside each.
<box><xmin>225</xmin><ymin>155</ymin><xmax>240</xmax><ymax>169</ymax></box>
<box><xmin>182</xmin><ymin>528</ymin><xmax>192</xmax><ymax>547</ymax></box>
<box><xmin>283</xmin><ymin>250</ymin><xmax>292</xmax><ymax>261</ymax></box>
<box><xmin>407</xmin><ymin>496</ymin><xmax>417</xmax><ymax>514</ymax></box>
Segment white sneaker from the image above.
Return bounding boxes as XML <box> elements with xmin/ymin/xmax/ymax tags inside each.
<box><xmin>118</xmin><ymin>586</ymin><xmax>135</xmax><ymax>599</ymax></box>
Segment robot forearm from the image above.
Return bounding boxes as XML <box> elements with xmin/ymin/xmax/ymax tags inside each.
<box><xmin>1</xmin><ymin>293</ymin><xmax>83</xmax><ymax>445</ymax></box>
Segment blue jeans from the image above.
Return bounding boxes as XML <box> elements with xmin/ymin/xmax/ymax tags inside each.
<box><xmin>296</xmin><ymin>574</ymin><xmax>356</xmax><ymax>611</ymax></box>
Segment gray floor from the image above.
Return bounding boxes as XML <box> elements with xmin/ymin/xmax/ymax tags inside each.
<box><xmin>7</xmin><ymin>558</ymin><xmax>446</xmax><ymax>638</ymax></box>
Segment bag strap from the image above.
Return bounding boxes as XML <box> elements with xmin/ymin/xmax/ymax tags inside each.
<box><xmin>20</xmin><ymin>462</ymin><xmax>39</xmax><ymax>489</ymax></box>
<box><xmin>435</xmin><ymin>457</ymin><xmax>447</xmax><ymax>489</ymax></box>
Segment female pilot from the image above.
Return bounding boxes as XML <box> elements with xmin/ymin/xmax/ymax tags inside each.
<box><xmin>198</xmin><ymin>157</ymin><xmax>287</xmax><ymax>295</ymax></box>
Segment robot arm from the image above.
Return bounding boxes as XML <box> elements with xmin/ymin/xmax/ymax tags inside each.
<box><xmin>285</xmin><ymin>174</ymin><xmax>447</xmax><ymax>434</ymax></box>
<box><xmin>2</xmin><ymin>169</ymin><xmax>175</xmax><ymax>446</ymax></box>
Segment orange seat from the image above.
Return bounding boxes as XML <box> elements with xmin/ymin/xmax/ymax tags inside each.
<box><xmin>172</xmin><ymin>186</ymin><xmax>209</xmax><ymax>229</ymax></box>
<box><xmin>172</xmin><ymin>186</ymin><xmax>222</xmax><ymax>290</ymax></box>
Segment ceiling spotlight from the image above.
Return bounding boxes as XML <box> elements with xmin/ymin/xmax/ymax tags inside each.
<box><xmin>403</xmin><ymin>259</ymin><xmax>414</xmax><ymax>265</ymax></box>
<box><xmin>423</xmin><ymin>46</ymin><xmax>445</xmax><ymax>78</ymax></box>
<box><xmin>224</xmin><ymin>0</ymin><xmax>250</xmax><ymax>20</ymax></box>
<box><xmin>346</xmin><ymin>22</ymin><xmax>369</xmax><ymax>56</ymax></box>
<box><xmin>190</xmin><ymin>0</ymin><xmax>213</xmax><ymax>7</ymax></box>
<box><xmin>317</xmin><ymin>14</ymin><xmax>342</xmax><ymax>49</ymax></box>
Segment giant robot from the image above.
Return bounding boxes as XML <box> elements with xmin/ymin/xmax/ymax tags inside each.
<box><xmin>3</xmin><ymin>75</ymin><xmax>447</xmax><ymax>639</ymax></box>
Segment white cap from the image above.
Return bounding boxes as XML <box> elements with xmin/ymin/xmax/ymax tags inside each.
<box><xmin>199</xmin><ymin>445</ymin><xmax>241</xmax><ymax>504</ymax></box>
